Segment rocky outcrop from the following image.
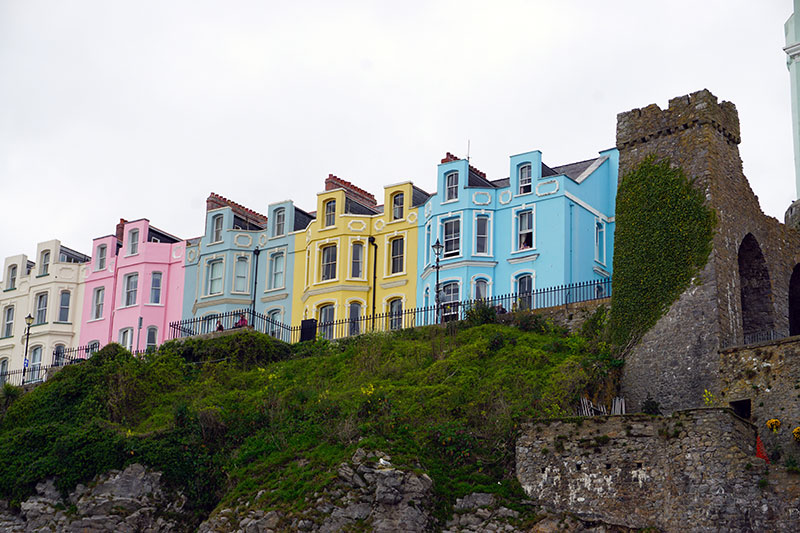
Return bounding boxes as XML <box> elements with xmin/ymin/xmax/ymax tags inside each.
<box><xmin>198</xmin><ymin>449</ymin><xmax>434</xmax><ymax>533</ymax></box>
<box><xmin>0</xmin><ymin>463</ymin><xmax>189</xmax><ymax>532</ymax></box>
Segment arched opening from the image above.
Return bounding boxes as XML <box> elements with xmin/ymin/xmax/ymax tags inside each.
<box><xmin>738</xmin><ymin>233</ymin><xmax>775</xmax><ymax>341</ymax></box>
<box><xmin>790</xmin><ymin>264</ymin><xmax>800</xmax><ymax>336</ymax></box>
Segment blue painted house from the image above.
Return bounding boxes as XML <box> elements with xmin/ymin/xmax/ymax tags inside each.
<box><xmin>182</xmin><ymin>193</ymin><xmax>313</xmax><ymax>335</ymax></box>
<box><xmin>416</xmin><ymin>148</ymin><xmax>617</xmax><ymax>314</ymax></box>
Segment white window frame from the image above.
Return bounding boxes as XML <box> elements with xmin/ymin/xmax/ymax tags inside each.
<box><xmin>206</xmin><ymin>258</ymin><xmax>224</xmax><ymax>296</ymax></box>
<box><xmin>347</xmin><ymin>299</ymin><xmax>364</xmax><ymax>336</ymax></box>
<box><xmin>58</xmin><ymin>290</ymin><xmax>70</xmax><ymax>322</ymax></box>
<box><xmin>392</xmin><ymin>192</ymin><xmax>404</xmax><ymax>220</ymax></box>
<box><xmin>389</xmin><ymin>237</ymin><xmax>404</xmax><ymax>275</ymax></box>
<box><xmin>445</xmin><ymin>172</ymin><xmax>458</xmax><ymax>202</ymax></box>
<box><xmin>595</xmin><ymin>219</ymin><xmax>606</xmax><ymax>265</ymax></box>
<box><xmin>473</xmin><ymin>278</ymin><xmax>490</xmax><ymax>300</ymax></box>
<box><xmin>320</xmin><ymin>244</ymin><xmax>337</xmax><ymax>282</ymax></box>
<box><xmin>443</xmin><ymin>218</ymin><xmax>461</xmax><ymax>258</ymax></box>
<box><xmin>93</xmin><ymin>287</ymin><xmax>105</xmax><ymax>319</ymax></box>
<box><xmin>512</xmin><ymin>205</ymin><xmax>536</xmax><ymax>252</ymax></box>
<box><xmin>268</xmin><ymin>252</ymin><xmax>285</xmax><ymax>290</ymax></box>
<box><xmin>119</xmin><ymin>328</ymin><xmax>133</xmax><ymax>351</ymax></box>
<box><xmin>96</xmin><ymin>244</ymin><xmax>107</xmax><ymax>271</ymax></box>
<box><xmin>233</xmin><ymin>255</ymin><xmax>250</xmax><ymax>293</ymax></box>
<box><xmin>211</xmin><ymin>214</ymin><xmax>224</xmax><ymax>243</ymax></box>
<box><xmin>425</xmin><ymin>224</ymin><xmax>432</xmax><ymax>266</ymax></box>
<box><xmin>515</xmin><ymin>273</ymin><xmax>534</xmax><ymax>310</ymax></box>
<box><xmin>519</xmin><ymin>163</ymin><xmax>532</xmax><ymax>194</ymax></box>
<box><xmin>324</xmin><ymin>200</ymin><xmax>336</xmax><ymax>227</ymax></box>
<box><xmin>2</xmin><ymin>306</ymin><xmax>13</xmax><ymax>338</ymax></box>
<box><xmin>35</xmin><ymin>292</ymin><xmax>48</xmax><ymax>324</ymax></box>
<box><xmin>387</xmin><ymin>298</ymin><xmax>403</xmax><ymax>330</ymax></box>
<box><xmin>273</xmin><ymin>208</ymin><xmax>286</xmax><ymax>236</ymax></box>
<box><xmin>29</xmin><ymin>345</ymin><xmax>42</xmax><ymax>381</ymax></box>
<box><xmin>128</xmin><ymin>229</ymin><xmax>139</xmax><ymax>255</ymax></box>
<box><xmin>7</xmin><ymin>265</ymin><xmax>17</xmax><ymax>289</ymax></box>
<box><xmin>150</xmin><ymin>271</ymin><xmax>163</xmax><ymax>303</ymax></box>
<box><xmin>146</xmin><ymin>326</ymin><xmax>158</xmax><ymax>352</ymax></box>
<box><xmin>123</xmin><ymin>273</ymin><xmax>138</xmax><ymax>306</ymax></box>
<box><xmin>88</xmin><ymin>341</ymin><xmax>101</xmax><ymax>354</ymax></box>
<box><xmin>440</xmin><ymin>280</ymin><xmax>460</xmax><ymax>321</ymax></box>
<box><xmin>39</xmin><ymin>250</ymin><xmax>50</xmax><ymax>276</ymax></box>
<box><xmin>349</xmin><ymin>240</ymin><xmax>364</xmax><ymax>280</ymax></box>
<box><xmin>474</xmin><ymin>214</ymin><xmax>491</xmax><ymax>256</ymax></box>
<box><xmin>318</xmin><ymin>303</ymin><xmax>335</xmax><ymax>339</ymax></box>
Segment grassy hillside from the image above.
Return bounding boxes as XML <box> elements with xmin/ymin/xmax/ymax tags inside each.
<box><xmin>0</xmin><ymin>312</ymin><xmax>618</xmax><ymax>523</ymax></box>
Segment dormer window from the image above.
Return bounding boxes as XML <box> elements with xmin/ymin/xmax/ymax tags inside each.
<box><xmin>128</xmin><ymin>229</ymin><xmax>139</xmax><ymax>255</ymax></box>
<box><xmin>212</xmin><ymin>215</ymin><xmax>223</xmax><ymax>242</ymax></box>
<box><xmin>519</xmin><ymin>164</ymin><xmax>532</xmax><ymax>194</ymax></box>
<box><xmin>6</xmin><ymin>265</ymin><xmax>16</xmax><ymax>290</ymax></box>
<box><xmin>274</xmin><ymin>208</ymin><xmax>286</xmax><ymax>236</ymax></box>
<box><xmin>445</xmin><ymin>172</ymin><xmax>458</xmax><ymax>201</ymax></box>
<box><xmin>324</xmin><ymin>200</ymin><xmax>336</xmax><ymax>227</ymax></box>
<box><xmin>96</xmin><ymin>244</ymin><xmax>107</xmax><ymax>270</ymax></box>
<box><xmin>392</xmin><ymin>193</ymin><xmax>404</xmax><ymax>220</ymax></box>
<box><xmin>39</xmin><ymin>251</ymin><xmax>50</xmax><ymax>275</ymax></box>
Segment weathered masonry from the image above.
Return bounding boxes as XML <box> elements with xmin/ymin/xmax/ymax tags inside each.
<box><xmin>617</xmin><ymin>90</ymin><xmax>800</xmax><ymax>413</ymax></box>
<box><xmin>516</xmin><ymin>409</ymin><xmax>800</xmax><ymax>532</ymax></box>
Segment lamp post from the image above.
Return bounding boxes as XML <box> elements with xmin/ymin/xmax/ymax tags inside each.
<box><xmin>251</xmin><ymin>247</ymin><xmax>260</xmax><ymax>323</ymax></box>
<box><xmin>22</xmin><ymin>313</ymin><xmax>33</xmax><ymax>383</ymax></box>
<box><xmin>432</xmin><ymin>239</ymin><xmax>444</xmax><ymax>324</ymax></box>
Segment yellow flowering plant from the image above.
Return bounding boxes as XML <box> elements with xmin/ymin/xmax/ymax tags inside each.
<box><xmin>793</xmin><ymin>426</ymin><xmax>800</xmax><ymax>443</ymax></box>
<box><xmin>766</xmin><ymin>418</ymin><xmax>781</xmax><ymax>433</ymax></box>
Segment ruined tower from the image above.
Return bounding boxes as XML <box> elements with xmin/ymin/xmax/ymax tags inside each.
<box><xmin>617</xmin><ymin>90</ymin><xmax>800</xmax><ymax>413</ymax></box>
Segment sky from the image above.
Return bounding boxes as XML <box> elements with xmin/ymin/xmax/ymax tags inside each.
<box><xmin>0</xmin><ymin>0</ymin><xmax>796</xmax><ymax>259</ymax></box>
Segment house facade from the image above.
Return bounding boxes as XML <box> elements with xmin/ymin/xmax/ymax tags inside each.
<box><xmin>291</xmin><ymin>175</ymin><xmax>429</xmax><ymax>337</ymax></box>
<box><xmin>0</xmin><ymin>240</ymin><xmax>89</xmax><ymax>379</ymax></box>
<box><xmin>182</xmin><ymin>193</ymin><xmax>313</xmax><ymax>336</ymax></box>
<box><xmin>416</xmin><ymin>149</ymin><xmax>617</xmax><ymax>315</ymax></box>
<box><xmin>78</xmin><ymin>219</ymin><xmax>185</xmax><ymax>352</ymax></box>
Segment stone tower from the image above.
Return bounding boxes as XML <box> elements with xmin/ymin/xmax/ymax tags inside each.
<box><xmin>617</xmin><ymin>90</ymin><xmax>800</xmax><ymax>413</ymax></box>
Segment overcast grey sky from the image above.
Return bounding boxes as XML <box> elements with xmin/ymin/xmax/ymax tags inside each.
<box><xmin>0</xmin><ymin>0</ymin><xmax>795</xmax><ymax>258</ymax></box>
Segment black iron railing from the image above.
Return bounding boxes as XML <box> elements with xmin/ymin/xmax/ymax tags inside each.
<box><xmin>168</xmin><ymin>278</ymin><xmax>612</xmax><ymax>343</ymax></box>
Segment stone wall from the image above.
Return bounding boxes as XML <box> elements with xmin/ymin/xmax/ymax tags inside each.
<box><xmin>516</xmin><ymin>409</ymin><xmax>800</xmax><ymax>532</ymax></box>
<box><xmin>719</xmin><ymin>336</ymin><xmax>800</xmax><ymax>462</ymax></box>
<box><xmin>496</xmin><ymin>298</ymin><xmax>610</xmax><ymax>334</ymax></box>
<box><xmin>617</xmin><ymin>90</ymin><xmax>800</xmax><ymax>413</ymax></box>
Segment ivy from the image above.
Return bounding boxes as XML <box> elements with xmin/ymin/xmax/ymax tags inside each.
<box><xmin>609</xmin><ymin>156</ymin><xmax>715</xmax><ymax>349</ymax></box>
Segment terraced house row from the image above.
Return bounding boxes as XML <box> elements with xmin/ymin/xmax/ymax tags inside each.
<box><xmin>0</xmin><ymin>147</ymin><xmax>617</xmax><ymax>378</ymax></box>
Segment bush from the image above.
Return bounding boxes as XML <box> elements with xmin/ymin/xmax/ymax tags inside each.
<box><xmin>464</xmin><ymin>301</ymin><xmax>497</xmax><ymax>327</ymax></box>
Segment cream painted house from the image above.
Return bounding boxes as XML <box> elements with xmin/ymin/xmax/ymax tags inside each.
<box><xmin>0</xmin><ymin>240</ymin><xmax>89</xmax><ymax>382</ymax></box>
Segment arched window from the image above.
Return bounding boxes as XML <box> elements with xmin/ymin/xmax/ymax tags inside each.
<box><xmin>273</xmin><ymin>208</ymin><xmax>286</xmax><ymax>236</ymax></box>
<box><xmin>0</xmin><ymin>358</ymin><xmax>8</xmax><ymax>384</ymax></box>
<box><xmin>388</xmin><ymin>299</ymin><xmax>403</xmax><ymax>330</ymax></box>
<box><xmin>39</xmin><ymin>250</ymin><xmax>50</xmax><ymax>275</ymax></box>
<box><xmin>516</xmin><ymin>274</ymin><xmax>533</xmax><ymax>310</ymax></box>
<box><xmin>54</xmin><ymin>344</ymin><xmax>65</xmax><ymax>366</ymax></box>
<box><xmin>146</xmin><ymin>327</ymin><xmax>158</xmax><ymax>353</ymax></box>
<box><xmin>211</xmin><ymin>215</ymin><xmax>224</xmax><ymax>242</ymax></box>
<box><xmin>6</xmin><ymin>265</ymin><xmax>16</xmax><ymax>289</ymax></box>
<box><xmin>519</xmin><ymin>164</ymin><xmax>532</xmax><ymax>194</ymax></box>
<box><xmin>267</xmin><ymin>309</ymin><xmax>282</xmax><ymax>338</ymax></box>
<box><xmin>392</xmin><ymin>193</ymin><xmax>404</xmax><ymax>220</ymax></box>
<box><xmin>324</xmin><ymin>200</ymin><xmax>336</xmax><ymax>227</ymax></box>
<box><xmin>475</xmin><ymin>279</ymin><xmax>488</xmax><ymax>300</ymax></box>
<box><xmin>88</xmin><ymin>341</ymin><xmax>100</xmax><ymax>354</ymax></box>
<box><xmin>28</xmin><ymin>345</ymin><xmax>42</xmax><ymax>382</ymax></box>
<box><xmin>441</xmin><ymin>282</ymin><xmax>459</xmax><ymax>321</ymax></box>
<box><xmin>737</xmin><ymin>233</ymin><xmax>774</xmax><ymax>342</ymax></box>
<box><xmin>318</xmin><ymin>304</ymin><xmax>335</xmax><ymax>339</ymax></box>
<box><xmin>96</xmin><ymin>244</ymin><xmax>107</xmax><ymax>270</ymax></box>
<box><xmin>349</xmin><ymin>301</ymin><xmax>362</xmax><ymax>336</ymax></box>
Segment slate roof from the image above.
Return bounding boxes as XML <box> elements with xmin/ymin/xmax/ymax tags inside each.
<box><xmin>551</xmin><ymin>157</ymin><xmax>599</xmax><ymax>182</ymax></box>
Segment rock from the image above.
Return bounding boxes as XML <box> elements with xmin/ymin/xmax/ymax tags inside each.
<box><xmin>454</xmin><ymin>492</ymin><xmax>496</xmax><ymax>511</ymax></box>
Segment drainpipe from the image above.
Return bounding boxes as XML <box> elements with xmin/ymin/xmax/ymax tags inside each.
<box><xmin>569</xmin><ymin>203</ymin><xmax>574</xmax><ymax>286</ymax></box>
<box><xmin>251</xmin><ymin>247</ymin><xmax>260</xmax><ymax>320</ymax></box>
<box><xmin>369</xmin><ymin>236</ymin><xmax>377</xmax><ymax>331</ymax></box>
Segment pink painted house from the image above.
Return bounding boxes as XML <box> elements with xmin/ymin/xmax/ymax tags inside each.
<box><xmin>79</xmin><ymin>219</ymin><xmax>185</xmax><ymax>352</ymax></box>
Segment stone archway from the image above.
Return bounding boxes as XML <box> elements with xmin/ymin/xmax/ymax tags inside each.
<box><xmin>789</xmin><ymin>264</ymin><xmax>800</xmax><ymax>336</ymax></box>
<box><xmin>737</xmin><ymin>233</ymin><xmax>774</xmax><ymax>340</ymax></box>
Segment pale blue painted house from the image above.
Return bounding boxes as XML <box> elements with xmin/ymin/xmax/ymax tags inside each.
<box><xmin>416</xmin><ymin>148</ymin><xmax>617</xmax><ymax>316</ymax></box>
<box><xmin>181</xmin><ymin>193</ymin><xmax>313</xmax><ymax>337</ymax></box>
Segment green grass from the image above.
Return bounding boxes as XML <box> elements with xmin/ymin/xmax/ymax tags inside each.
<box><xmin>0</xmin><ymin>321</ymin><xmax>617</xmax><ymax>523</ymax></box>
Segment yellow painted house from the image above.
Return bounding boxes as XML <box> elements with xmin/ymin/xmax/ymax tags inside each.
<box><xmin>291</xmin><ymin>175</ymin><xmax>430</xmax><ymax>338</ymax></box>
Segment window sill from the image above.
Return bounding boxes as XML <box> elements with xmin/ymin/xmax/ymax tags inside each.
<box><xmin>87</xmin><ymin>317</ymin><xmax>104</xmax><ymax>323</ymax></box>
<box><xmin>345</xmin><ymin>277</ymin><xmax>366</xmax><ymax>282</ymax></box>
<box><xmin>207</xmin><ymin>240</ymin><xmax>224</xmax><ymax>246</ymax></box>
<box><xmin>441</xmin><ymin>199</ymin><xmax>458</xmax><ymax>205</ymax></box>
<box><xmin>319</xmin><ymin>226</ymin><xmax>337</xmax><ymax>232</ymax></box>
<box><xmin>385</xmin><ymin>272</ymin><xmax>405</xmax><ymax>278</ymax></box>
<box><xmin>3</xmin><ymin>287</ymin><xmax>16</xmax><ymax>292</ymax></box>
<box><xmin>35</xmin><ymin>273</ymin><xmax>50</xmax><ymax>278</ymax></box>
<box><xmin>117</xmin><ymin>304</ymin><xmax>138</xmax><ymax>310</ymax></box>
<box><xmin>144</xmin><ymin>303</ymin><xmax>164</xmax><ymax>307</ymax></box>
<box><xmin>123</xmin><ymin>252</ymin><xmax>139</xmax><ymax>258</ymax></box>
<box><xmin>316</xmin><ymin>279</ymin><xmax>338</xmax><ymax>285</ymax></box>
<box><xmin>511</xmin><ymin>247</ymin><xmax>536</xmax><ymax>254</ymax></box>
<box><xmin>263</xmin><ymin>287</ymin><xmax>285</xmax><ymax>293</ymax></box>
<box><xmin>442</xmin><ymin>253</ymin><xmax>461</xmax><ymax>260</ymax></box>
<box><xmin>53</xmin><ymin>321</ymin><xmax>71</xmax><ymax>325</ymax></box>
<box><xmin>386</xmin><ymin>219</ymin><xmax>405</xmax><ymax>225</ymax></box>
<box><xmin>201</xmin><ymin>293</ymin><xmax>224</xmax><ymax>298</ymax></box>
<box><xmin>515</xmin><ymin>191</ymin><xmax>533</xmax><ymax>197</ymax></box>
<box><xmin>0</xmin><ymin>335</ymin><xmax>11</xmax><ymax>340</ymax></box>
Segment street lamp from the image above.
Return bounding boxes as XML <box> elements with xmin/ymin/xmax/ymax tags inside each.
<box><xmin>22</xmin><ymin>313</ymin><xmax>33</xmax><ymax>383</ymax></box>
<box><xmin>432</xmin><ymin>239</ymin><xmax>444</xmax><ymax>324</ymax></box>
<box><xmin>251</xmin><ymin>247</ymin><xmax>260</xmax><ymax>322</ymax></box>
